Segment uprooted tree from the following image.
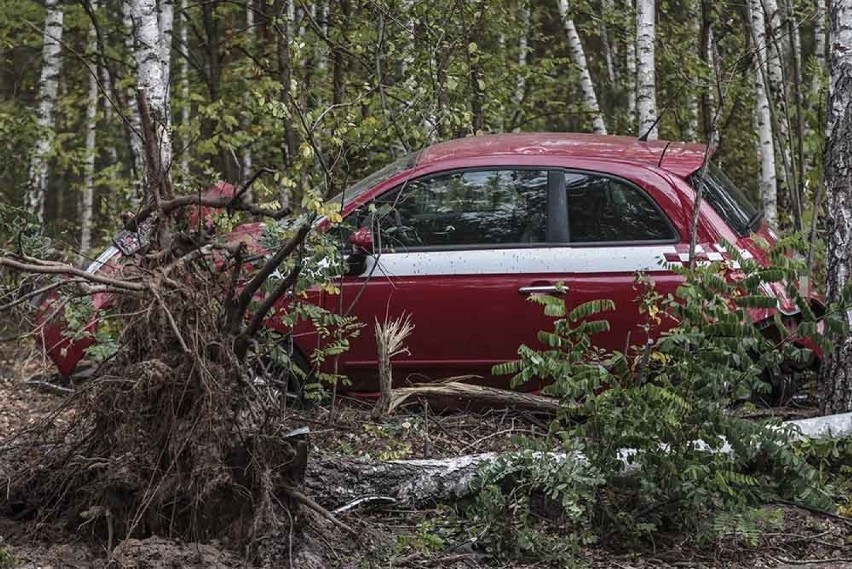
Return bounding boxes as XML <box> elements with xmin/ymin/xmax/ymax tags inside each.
<box><xmin>0</xmin><ymin>13</ymin><xmax>356</xmax><ymax>555</ymax></box>
<box><xmin>0</xmin><ymin>112</ymin><xmax>349</xmax><ymax>566</ymax></box>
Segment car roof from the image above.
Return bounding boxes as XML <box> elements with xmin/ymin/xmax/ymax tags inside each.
<box><xmin>415</xmin><ymin>132</ymin><xmax>708</xmax><ymax>178</ymax></box>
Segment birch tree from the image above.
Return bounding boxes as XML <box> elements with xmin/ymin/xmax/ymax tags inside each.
<box><xmin>815</xmin><ymin>0</ymin><xmax>827</xmax><ymax>82</ymax></box>
<box><xmin>123</xmin><ymin>1</ymin><xmax>145</xmax><ymax>182</ymax></box>
<box><xmin>636</xmin><ymin>0</ymin><xmax>656</xmax><ymax>138</ymax></box>
<box><xmin>512</xmin><ymin>2</ymin><xmax>530</xmax><ymax>119</ymax></box>
<box><xmin>557</xmin><ymin>0</ymin><xmax>607</xmax><ymax>134</ymax></box>
<box><xmin>80</xmin><ymin>11</ymin><xmax>99</xmax><ymax>262</ymax></box>
<box><xmin>625</xmin><ymin>0</ymin><xmax>636</xmax><ymax>125</ymax></box>
<box><xmin>821</xmin><ymin>0</ymin><xmax>852</xmax><ymax>413</ymax></box>
<box><xmin>241</xmin><ymin>0</ymin><xmax>253</xmax><ymax>182</ymax></box>
<box><xmin>131</xmin><ymin>0</ymin><xmax>174</xmax><ymax>187</ymax></box>
<box><xmin>26</xmin><ymin>0</ymin><xmax>63</xmax><ymax>221</ymax></box>
<box><xmin>179</xmin><ymin>0</ymin><xmax>190</xmax><ymax>176</ymax></box>
<box><xmin>748</xmin><ymin>0</ymin><xmax>778</xmax><ymax>228</ymax></box>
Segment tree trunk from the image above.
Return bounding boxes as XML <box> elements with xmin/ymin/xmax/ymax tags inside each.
<box><xmin>763</xmin><ymin>0</ymin><xmax>801</xmax><ymax>229</ymax></box>
<box><xmin>600</xmin><ymin>0</ymin><xmax>617</xmax><ymax>88</ymax></box>
<box><xmin>821</xmin><ymin>0</ymin><xmax>852</xmax><ymax>414</ymax></box>
<box><xmin>685</xmin><ymin>8</ymin><xmax>699</xmax><ymax>140</ymax></box>
<box><xmin>748</xmin><ymin>0</ymin><xmax>779</xmax><ymax>229</ymax></box>
<box><xmin>625</xmin><ymin>0</ymin><xmax>636</xmax><ymax>127</ymax></box>
<box><xmin>636</xmin><ymin>0</ymin><xmax>656</xmax><ymax>138</ymax></box>
<box><xmin>304</xmin><ymin>413</ymin><xmax>852</xmax><ymax>509</ymax></box>
<box><xmin>512</xmin><ymin>1</ymin><xmax>530</xmax><ymax>126</ymax></box>
<box><xmin>179</xmin><ymin>0</ymin><xmax>190</xmax><ymax>177</ymax></box>
<box><xmin>80</xmin><ymin>13</ymin><xmax>99</xmax><ymax>264</ymax></box>
<box><xmin>557</xmin><ymin>0</ymin><xmax>607</xmax><ymax>134</ymax></box>
<box><xmin>122</xmin><ymin>1</ymin><xmax>145</xmax><ymax>189</ymax></box>
<box><xmin>241</xmin><ymin>0</ymin><xmax>253</xmax><ymax>187</ymax></box>
<box><xmin>815</xmin><ymin>0</ymin><xmax>827</xmax><ymax>92</ymax></box>
<box><xmin>27</xmin><ymin>0</ymin><xmax>64</xmax><ymax>221</ymax></box>
<box><xmin>275</xmin><ymin>0</ymin><xmax>297</xmax><ymax>209</ymax></box>
<box><xmin>131</xmin><ymin>0</ymin><xmax>173</xmax><ymax>192</ymax></box>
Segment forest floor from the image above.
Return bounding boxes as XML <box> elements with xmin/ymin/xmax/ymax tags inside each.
<box><xmin>1</xmin><ymin>340</ymin><xmax>852</xmax><ymax>568</ymax></box>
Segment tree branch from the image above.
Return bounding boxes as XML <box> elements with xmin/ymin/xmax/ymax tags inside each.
<box><xmin>0</xmin><ymin>257</ymin><xmax>146</xmax><ymax>292</ymax></box>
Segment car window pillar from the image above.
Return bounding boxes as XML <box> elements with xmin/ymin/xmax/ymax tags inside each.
<box><xmin>546</xmin><ymin>169</ymin><xmax>569</xmax><ymax>243</ymax></box>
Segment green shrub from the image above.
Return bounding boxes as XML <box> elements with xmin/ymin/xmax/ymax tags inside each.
<box><xmin>469</xmin><ymin>241</ymin><xmax>845</xmax><ymax>561</ymax></box>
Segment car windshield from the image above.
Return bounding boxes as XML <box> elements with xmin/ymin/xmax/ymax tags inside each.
<box><xmin>690</xmin><ymin>163</ymin><xmax>760</xmax><ymax>236</ymax></box>
<box><xmin>327</xmin><ymin>151</ymin><xmax>420</xmax><ymax>206</ymax></box>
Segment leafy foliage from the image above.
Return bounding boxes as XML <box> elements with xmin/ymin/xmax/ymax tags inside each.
<box><xmin>475</xmin><ymin>245</ymin><xmax>847</xmax><ymax>561</ymax></box>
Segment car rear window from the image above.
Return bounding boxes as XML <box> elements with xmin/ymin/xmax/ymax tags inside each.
<box><xmin>565</xmin><ymin>173</ymin><xmax>676</xmax><ymax>243</ymax></box>
<box><xmin>689</xmin><ymin>164</ymin><xmax>759</xmax><ymax>236</ymax></box>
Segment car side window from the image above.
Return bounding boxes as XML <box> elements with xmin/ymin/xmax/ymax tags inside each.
<box><xmin>373</xmin><ymin>169</ymin><xmax>549</xmax><ymax>251</ymax></box>
<box><xmin>565</xmin><ymin>173</ymin><xmax>676</xmax><ymax>243</ymax></box>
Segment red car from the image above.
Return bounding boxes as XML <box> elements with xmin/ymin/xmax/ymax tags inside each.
<box><xmin>40</xmin><ymin>133</ymin><xmax>818</xmax><ymax>391</ymax></box>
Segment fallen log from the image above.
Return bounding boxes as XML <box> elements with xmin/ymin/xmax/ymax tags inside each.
<box><xmin>387</xmin><ymin>381</ymin><xmax>560</xmax><ymax>414</ymax></box>
<box><xmin>305</xmin><ymin>412</ymin><xmax>852</xmax><ymax>510</ymax></box>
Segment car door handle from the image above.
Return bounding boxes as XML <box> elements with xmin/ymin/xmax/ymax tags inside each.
<box><xmin>518</xmin><ymin>285</ymin><xmax>567</xmax><ymax>295</ymax></box>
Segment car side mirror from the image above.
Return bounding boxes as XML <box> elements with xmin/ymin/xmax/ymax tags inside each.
<box><xmin>349</xmin><ymin>226</ymin><xmax>374</xmax><ymax>255</ymax></box>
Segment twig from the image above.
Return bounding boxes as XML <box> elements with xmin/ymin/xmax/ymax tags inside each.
<box><xmin>150</xmin><ymin>287</ymin><xmax>190</xmax><ymax>353</ymax></box>
<box><xmin>332</xmin><ymin>495</ymin><xmax>397</xmax><ymax>514</ymax></box>
<box><xmin>768</xmin><ymin>555</ymin><xmax>852</xmax><ymax>564</ymax></box>
<box><xmin>774</xmin><ymin>499</ymin><xmax>852</xmax><ymax>526</ymax></box>
<box><xmin>287</xmin><ymin>488</ymin><xmax>358</xmax><ymax>538</ymax></box>
<box><xmin>0</xmin><ymin>278</ymin><xmax>83</xmax><ymax>311</ymax></box>
<box><xmin>0</xmin><ymin>257</ymin><xmax>145</xmax><ymax>292</ymax></box>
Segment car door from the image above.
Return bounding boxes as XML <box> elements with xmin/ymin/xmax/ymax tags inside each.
<box><xmin>327</xmin><ymin>167</ymin><xmax>572</xmax><ymax>390</ymax></box>
<box><xmin>561</xmin><ymin>171</ymin><xmax>683</xmax><ymax>353</ymax></box>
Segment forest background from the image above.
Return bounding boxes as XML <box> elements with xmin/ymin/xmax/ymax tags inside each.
<box><xmin>0</xmin><ymin>0</ymin><xmax>824</xmax><ymax>250</ymax></box>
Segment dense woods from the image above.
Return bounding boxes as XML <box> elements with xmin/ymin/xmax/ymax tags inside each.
<box><xmin>0</xmin><ymin>0</ymin><xmax>830</xmax><ymax>242</ymax></box>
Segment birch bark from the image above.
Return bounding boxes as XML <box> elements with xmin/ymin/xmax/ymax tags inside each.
<box><xmin>557</xmin><ymin>0</ymin><xmax>607</xmax><ymax>134</ymax></box>
<box><xmin>816</xmin><ymin>0</ymin><xmax>827</xmax><ymax>80</ymax></box>
<box><xmin>242</xmin><ymin>0</ymin><xmax>253</xmax><ymax>183</ymax></box>
<box><xmin>122</xmin><ymin>1</ymin><xmax>145</xmax><ymax>182</ymax></box>
<box><xmin>80</xmin><ymin>14</ymin><xmax>99</xmax><ymax>262</ymax></box>
<box><xmin>131</xmin><ymin>0</ymin><xmax>173</xmax><ymax>180</ymax></box>
<box><xmin>625</xmin><ymin>0</ymin><xmax>636</xmax><ymax>124</ymax></box>
<box><xmin>26</xmin><ymin>0</ymin><xmax>64</xmax><ymax>221</ymax></box>
<box><xmin>512</xmin><ymin>2</ymin><xmax>530</xmax><ymax>117</ymax></box>
<box><xmin>821</xmin><ymin>0</ymin><xmax>852</xmax><ymax>413</ymax></box>
<box><xmin>763</xmin><ymin>0</ymin><xmax>799</xmax><ymax>227</ymax></box>
<box><xmin>748</xmin><ymin>0</ymin><xmax>778</xmax><ymax>228</ymax></box>
<box><xmin>179</xmin><ymin>0</ymin><xmax>190</xmax><ymax>176</ymax></box>
<box><xmin>636</xmin><ymin>0</ymin><xmax>656</xmax><ymax>138</ymax></box>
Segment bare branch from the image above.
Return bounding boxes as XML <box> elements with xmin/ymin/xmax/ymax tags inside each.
<box><xmin>0</xmin><ymin>257</ymin><xmax>145</xmax><ymax>292</ymax></box>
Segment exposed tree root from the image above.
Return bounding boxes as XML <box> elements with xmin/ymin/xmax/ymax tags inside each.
<box><xmin>0</xmin><ymin>269</ymin><xmax>312</xmax><ymax>565</ymax></box>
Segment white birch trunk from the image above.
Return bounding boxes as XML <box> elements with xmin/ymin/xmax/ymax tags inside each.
<box><xmin>80</xmin><ymin>15</ymin><xmax>99</xmax><ymax>263</ymax></box>
<box><xmin>625</xmin><ymin>0</ymin><xmax>636</xmax><ymax>125</ymax></box>
<box><xmin>242</xmin><ymin>0</ymin><xmax>253</xmax><ymax>183</ymax></box>
<box><xmin>636</xmin><ymin>0</ymin><xmax>656</xmax><ymax>138</ymax></box>
<box><xmin>763</xmin><ymin>0</ymin><xmax>792</xmax><ymax>158</ymax></box>
<box><xmin>557</xmin><ymin>0</ymin><xmax>607</xmax><ymax>135</ymax></box>
<box><xmin>26</xmin><ymin>0</ymin><xmax>64</xmax><ymax>221</ymax></box>
<box><xmin>179</xmin><ymin>0</ymin><xmax>190</xmax><ymax>177</ymax></box>
<box><xmin>749</xmin><ymin>0</ymin><xmax>779</xmax><ymax>229</ymax></box>
<box><xmin>821</xmin><ymin>0</ymin><xmax>852</xmax><ymax>413</ymax></box>
<box><xmin>512</xmin><ymin>2</ymin><xmax>530</xmax><ymax>130</ymax></box>
<box><xmin>100</xmin><ymin>58</ymin><xmax>118</xmax><ymax>165</ymax></box>
<box><xmin>816</xmin><ymin>0</ymin><xmax>827</xmax><ymax>79</ymax></box>
<box><xmin>131</xmin><ymin>0</ymin><xmax>173</xmax><ymax>178</ymax></box>
<box><xmin>123</xmin><ymin>1</ymin><xmax>145</xmax><ymax>185</ymax></box>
